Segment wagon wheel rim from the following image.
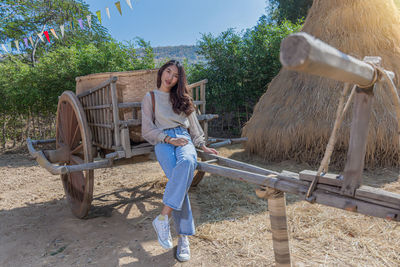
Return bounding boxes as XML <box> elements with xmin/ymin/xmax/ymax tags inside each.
<box><xmin>56</xmin><ymin>91</ymin><xmax>94</xmax><ymax>218</ymax></box>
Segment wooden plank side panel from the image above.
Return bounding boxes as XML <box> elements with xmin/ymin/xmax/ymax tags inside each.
<box><xmin>299</xmin><ymin>170</ymin><xmax>342</xmax><ymax>187</ymax></box>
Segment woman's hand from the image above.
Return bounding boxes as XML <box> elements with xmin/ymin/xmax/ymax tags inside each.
<box><xmin>168</xmin><ymin>137</ymin><xmax>188</xmax><ymax>146</ymax></box>
<box><xmin>201</xmin><ymin>145</ymin><xmax>218</xmax><ymax>155</ymax></box>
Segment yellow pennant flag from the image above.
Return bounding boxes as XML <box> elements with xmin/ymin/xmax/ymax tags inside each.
<box><xmin>29</xmin><ymin>36</ymin><xmax>34</xmax><ymax>46</ymax></box>
<box><xmin>14</xmin><ymin>40</ymin><xmax>20</xmax><ymax>52</ymax></box>
<box><xmin>115</xmin><ymin>1</ymin><xmax>122</xmax><ymax>15</ymax></box>
<box><xmin>96</xmin><ymin>10</ymin><xmax>102</xmax><ymax>24</ymax></box>
<box><xmin>50</xmin><ymin>29</ymin><xmax>59</xmax><ymax>40</ymax></box>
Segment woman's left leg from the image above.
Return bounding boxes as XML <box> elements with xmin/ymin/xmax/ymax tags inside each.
<box><xmin>164</xmin><ymin>134</ymin><xmax>197</xmax><ymax>236</ymax></box>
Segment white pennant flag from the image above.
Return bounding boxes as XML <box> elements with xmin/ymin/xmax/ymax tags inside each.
<box><xmin>14</xmin><ymin>40</ymin><xmax>20</xmax><ymax>52</ymax></box>
<box><xmin>37</xmin><ymin>32</ymin><xmax>44</xmax><ymax>42</ymax></box>
<box><xmin>86</xmin><ymin>15</ymin><xmax>92</xmax><ymax>28</ymax></box>
<box><xmin>60</xmin><ymin>25</ymin><xmax>65</xmax><ymax>37</ymax></box>
<box><xmin>126</xmin><ymin>0</ymin><xmax>133</xmax><ymax>9</ymax></box>
<box><xmin>1</xmin><ymin>44</ymin><xmax>8</xmax><ymax>53</ymax></box>
<box><xmin>106</xmin><ymin>7</ymin><xmax>111</xmax><ymax>19</ymax></box>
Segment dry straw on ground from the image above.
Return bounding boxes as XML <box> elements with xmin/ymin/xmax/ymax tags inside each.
<box><xmin>191</xmin><ymin>146</ymin><xmax>400</xmax><ymax>266</ymax></box>
<box><xmin>1</xmin><ymin>145</ymin><xmax>400</xmax><ymax>266</ymax></box>
<box><xmin>243</xmin><ymin>0</ymin><xmax>400</xmax><ymax>167</ymax></box>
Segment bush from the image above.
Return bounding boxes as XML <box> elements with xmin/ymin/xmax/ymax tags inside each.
<box><xmin>0</xmin><ymin>39</ymin><xmax>155</xmax><ymax>147</ymax></box>
<box><xmin>187</xmin><ymin>18</ymin><xmax>302</xmax><ymax>136</ymax></box>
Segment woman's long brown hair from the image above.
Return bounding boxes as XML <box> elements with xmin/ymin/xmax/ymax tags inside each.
<box><xmin>157</xmin><ymin>60</ymin><xmax>195</xmax><ymax>116</ymax></box>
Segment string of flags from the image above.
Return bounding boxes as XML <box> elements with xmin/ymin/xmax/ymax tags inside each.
<box><xmin>1</xmin><ymin>0</ymin><xmax>134</xmax><ymax>54</ymax></box>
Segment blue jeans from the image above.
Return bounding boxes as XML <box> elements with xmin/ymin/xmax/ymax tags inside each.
<box><xmin>154</xmin><ymin>126</ymin><xmax>197</xmax><ymax>236</ymax></box>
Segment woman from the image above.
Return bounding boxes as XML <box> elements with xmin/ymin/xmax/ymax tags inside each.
<box><xmin>141</xmin><ymin>60</ymin><xmax>218</xmax><ymax>262</ymax></box>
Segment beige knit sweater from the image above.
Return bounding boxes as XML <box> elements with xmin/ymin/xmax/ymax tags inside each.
<box><xmin>141</xmin><ymin>89</ymin><xmax>205</xmax><ymax>147</ymax></box>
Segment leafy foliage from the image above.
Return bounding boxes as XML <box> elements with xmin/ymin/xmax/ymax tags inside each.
<box><xmin>267</xmin><ymin>0</ymin><xmax>313</xmax><ymax>24</ymax></box>
<box><xmin>0</xmin><ymin>39</ymin><xmax>154</xmax><ymax>146</ymax></box>
<box><xmin>187</xmin><ymin>18</ymin><xmax>302</xmax><ymax>135</ymax></box>
<box><xmin>0</xmin><ymin>0</ymin><xmax>110</xmax><ymax>65</ymax></box>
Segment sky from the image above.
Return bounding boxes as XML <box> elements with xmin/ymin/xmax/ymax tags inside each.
<box><xmin>84</xmin><ymin>0</ymin><xmax>267</xmax><ymax>47</ymax></box>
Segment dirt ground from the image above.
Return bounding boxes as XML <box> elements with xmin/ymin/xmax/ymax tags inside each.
<box><xmin>1</xmin><ymin>144</ymin><xmax>400</xmax><ymax>266</ymax></box>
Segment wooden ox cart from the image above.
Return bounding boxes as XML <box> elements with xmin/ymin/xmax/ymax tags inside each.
<box><xmin>27</xmin><ymin>34</ymin><xmax>400</xmax><ymax>266</ymax></box>
<box><xmin>27</xmin><ymin>69</ymin><xmax>246</xmax><ymax>218</ymax></box>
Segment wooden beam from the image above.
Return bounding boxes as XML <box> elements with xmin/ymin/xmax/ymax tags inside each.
<box><xmin>299</xmin><ymin>170</ymin><xmax>342</xmax><ymax>187</ymax></box>
<box><xmin>110</xmin><ymin>79</ymin><xmax>121</xmax><ymax>148</ymax></box>
<box><xmin>187</xmin><ymin>79</ymin><xmax>208</xmax><ymax>90</ymax></box>
<box><xmin>77</xmin><ymin>76</ymin><xmax>117</xmax><ymax>98</ymax></box>
<box><xmin>280</xmin><ymin>32</ymin><xmax>394</xmax><ymax>86</ymax></box>
<box><xmin>197</xmin><ymin>161</ymin><xmax>400</xmax><ymax>221</ymax></box>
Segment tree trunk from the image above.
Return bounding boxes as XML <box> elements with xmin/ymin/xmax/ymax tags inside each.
<box><xmin>11</xmin><ymin>118</ymin><xmax>16</xmax><ymax>148</ymax></box>
<box><xmin>1</xmin><ymin>113</ymin><xmax>6</xmax><ymax>148</ymax></box>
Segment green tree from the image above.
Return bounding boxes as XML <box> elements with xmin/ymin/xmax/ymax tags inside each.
<box><xmin>268</xmin><ymin>0</ymin><xmax>312</xmax><ymax>23</ymax></box>
<box><xmin>0</xmin><ymin>0</ymin><xmax>109</xmax><ymax>65</ymax></box>
<box><xmin>188</xmin><ymin>18</ymin><xmax>301</xmax><ymax>135</ymax></box>
<box><xmin>0</xmin><ymin>38</ymin><xmax>154</xmax><ymax>146</ymax></box>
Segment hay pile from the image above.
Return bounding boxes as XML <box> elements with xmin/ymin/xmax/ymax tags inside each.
<box><xmin>242</xmin><ymin>0</ymin><xmax>400</xmax><ymax>167</ymax></box>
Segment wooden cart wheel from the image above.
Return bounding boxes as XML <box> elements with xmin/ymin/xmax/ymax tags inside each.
<box><xmin>56</xmin><ymin>91</ymin><xmax>94</xmax><ymax>218</ymax></box>
<box><xmin>191</xmin><ymin>170</ymin><xmax>205</xmax><ymax>188</ymax></box>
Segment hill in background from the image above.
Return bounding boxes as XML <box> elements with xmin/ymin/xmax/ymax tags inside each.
<box><xmin>139</xmin><ymin>45</ymin><xmax>205</xmax><ymax>65</ymax></box>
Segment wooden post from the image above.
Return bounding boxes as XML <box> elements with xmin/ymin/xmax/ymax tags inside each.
<box><xmin>341</xmin><ymin>57</ymin><xmax>379</xmax><ymax>197</ymax></box>
<box><xmin>109</xmin><ymin>77</ymin><xmax>121</xmax><ymax>148</ymax></box>
<box><xmin>341</xmin><ymin>86</ymin><xmax>374</xmax><ymax>196</ymax></box>
<box><xmin>200</xmin><ymin>82</ymin><xmax>208</xmax><ymax>142</ymax></box>
<box><xmin>256</xmin><ymin>187</ymin><xmax>291</xmax><ymax>267</ymax></box>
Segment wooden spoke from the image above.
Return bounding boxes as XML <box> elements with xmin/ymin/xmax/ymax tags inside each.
<box><xmin>71</xmin><ymin>143</ymin><xmax>83</xmax><ymax>155</ymax></box>
<box><xmin>70</xmin><ymin>123</ymin><xmax>81</xmax><ymax>149</ymax></box>
<box><xmin>70</xmin><ymin>154</ymin><xmax>84</xmax><ymax>165</ymax></box>
<box><xmin>57</xmin><ymin>91</ymin><xmax>93</xmax><ymax>218</ymax></box>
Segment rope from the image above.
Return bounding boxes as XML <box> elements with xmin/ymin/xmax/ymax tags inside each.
<box><xmin>306</xmin><ymin>63</ymin><xmax>400</xmax><ymax>200</ymax></box>
<box><xmin>306</xmin><ymin>83</ymin><xmax>356</xmax><ymax>199</ymax></box>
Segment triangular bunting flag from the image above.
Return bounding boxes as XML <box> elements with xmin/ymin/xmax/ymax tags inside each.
<box><xmin>28</xmin><ymin>37</ymin><xmax>34</xmax><ymax>46</ymax></box>
<box><xmin>50</xmin><ymin>29</ymin><xmax>59</xmax><ymax>39</ymax></box>
<box><xmin>14</xmin><ymin>40</ymin><xmax>20</xmax><ymax>52</ymax></box>
<box><xmin>115</xmin><ymin>1</ymin><xmax>122</xmax><ymax>15</ymax></box>
<box><xmin>2</xmin><ymin>44</ymin><xmax>8</xmax><ymax>53</ymax></box>
<box><xmin>106</xmin><ymin>7</ymin><xmax>111</xmax><ymax>19</ymax></box>
<box><xmin>43</xmin><ymin>31</ymin><xmax>50</xmax><ymax>43</ymax></box>
<box><xmin>78</xmin><ymin>19</ymin><xmax>84</xmax><ymax>30</ymax></box>
<box><xmin>24</xmin><ymin>38</ymin><xmax>29</xmax><ymax>47</ymax></box>
<box><xmin>96</xmin><ymin>10</ymin><xmax>102</xmax><ymax>24</ymax></box>
<box><xmin>126</xmin><ymin>0</ymin><xmax>133</xmax><ymax>10</ymax></box>
<box><xmin>60</xmin><ymin>25</ymin><xmax>65</xmax><ymax>37</ymax></box>
<box><xmin>87</xmin><ymin>15</ymin><xmax>92</xmax><ymax>28</ymax></box>
<box><xmin>37</xmin><ymin>32</ymin><xmax>44</xmax><ymax>42</ymax></box>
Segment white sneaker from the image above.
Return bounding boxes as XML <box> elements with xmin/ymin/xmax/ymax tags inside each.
<box><xmin>152</xmin><ymin>215</ymin><xmax>173</xmax><ymax>249</ymax></box>
<box><xmin>176</xmin><ymin>235</ymin><xmax>190</xmax><ymax>262</ymax></box>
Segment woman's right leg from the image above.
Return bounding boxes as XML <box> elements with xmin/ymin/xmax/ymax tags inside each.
<box><xmin>153</xmin><ymin>136</ymin><xmax>177</xmax><ymax>249</ymax></box>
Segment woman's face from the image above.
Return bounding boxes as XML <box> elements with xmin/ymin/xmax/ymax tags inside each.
<box><xmin>161</xmin><ymin>65</ymin><xmax>179</xmax><ymax>90</ymax></box>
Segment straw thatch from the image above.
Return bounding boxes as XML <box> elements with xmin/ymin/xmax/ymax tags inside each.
<box><xmin>242</xmin><ymin>0</ymin><xmax>400</xmax><ymax>167</ymax></box>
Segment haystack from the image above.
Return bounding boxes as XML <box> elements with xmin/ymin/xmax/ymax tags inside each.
<box><xmin>242</xmin><ymin>0</ymin><xmax>400</xmax><ymax>167</ymax></box>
